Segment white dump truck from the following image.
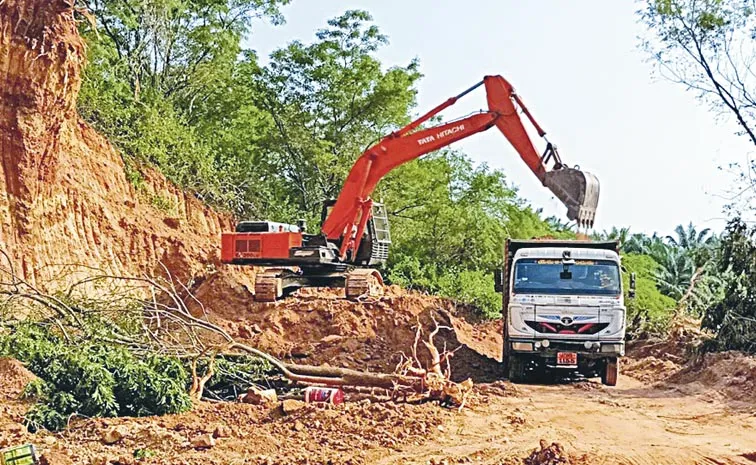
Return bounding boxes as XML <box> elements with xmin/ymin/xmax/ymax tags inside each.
<box><xmin>494</xmin><ymin>239</ymin><xmax>635</xmax><ymax>386</ymax></box>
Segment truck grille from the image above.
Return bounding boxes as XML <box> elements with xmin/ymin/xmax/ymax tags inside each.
<box><xmin>525</xmin><ymin>321</ymin><xmax>608</xmax><ymax>335</ymax></box>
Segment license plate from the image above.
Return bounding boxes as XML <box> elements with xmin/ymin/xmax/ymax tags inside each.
<box><xmin>557</xmin><ymin>352</ymin><xmax>577</xmax><ymax>365</ymax></box>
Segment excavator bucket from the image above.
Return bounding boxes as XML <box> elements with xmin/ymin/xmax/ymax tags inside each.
<box><xmin>543</xmin><ymin>167</ymin><xmax>600</xmax><ymax>228</ymax></box>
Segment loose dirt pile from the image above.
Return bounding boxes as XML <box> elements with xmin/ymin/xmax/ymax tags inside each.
<box><xmin>0</xmin><ymin>357</ymin><xmax>36</xmax><ymax>399</ymax></box>
<box><xmin>189</xmin><ymin>269</ymin><xmax>502</xmax><ymax>382</ymax></box>
<box><xmin>0</xmin><ymin>358</ymin><xmax>37</xmax><ymax>451</ymax></box>
<box><xmin>624</xmin><ymin>317</ymin><xmax>756</xmax><ymax>403</ymax></box>
<box><xmin>1</xmin><ymin>391</ymin><xmax>452</xmax><ymax>465</ymax></box>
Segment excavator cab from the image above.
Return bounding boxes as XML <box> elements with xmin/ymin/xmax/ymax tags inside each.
<box><xmin>320</xmin><ymin>200</ymin><xmax>391</xmax><ymax>266</ymax></box>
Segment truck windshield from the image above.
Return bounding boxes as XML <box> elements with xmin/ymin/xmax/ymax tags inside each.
<box><xmin>513</xmin><ymin>258</ymin><xmax>621</xmax><ymax>296</ymax></box>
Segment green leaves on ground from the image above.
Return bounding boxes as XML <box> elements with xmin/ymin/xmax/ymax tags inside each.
<box><xmin>1</xmin><ymin>325</ymin><xmax>191</xmax><ymax>431</ymax></box>
<box><xmin>0</xmin><ymin>323</ymin><xmax>278</xmax><ymax>431</ymax></box>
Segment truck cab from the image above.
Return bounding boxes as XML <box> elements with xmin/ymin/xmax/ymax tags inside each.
<box><xmin>495</xmin><ymin>239</ymin><xmax>633</xmax><ymax>386</ymax></box>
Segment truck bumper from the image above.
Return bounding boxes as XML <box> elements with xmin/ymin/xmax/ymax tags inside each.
<box><xmin>508</xmin><ymin>338</ymin><xmax>624</xmax><ymax>365</ymax></box>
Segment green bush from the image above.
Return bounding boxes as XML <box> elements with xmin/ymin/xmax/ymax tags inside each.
<box><xmin>702</xmin><ymin>218</ymin><xmax>756</xmax><ymax>353</ymax></box>
<box><xmin>621</xmin><ymin>253</ymin><xmax>677</xmax><ymax>334</ymax></box>
<box><xmin>0</xmin><ymin>325</ymin><xmax>192</xmax><ymax>431</ymax></box>
<box><xmin>437</xmin><ymin>269</ymin><xmax>502</xmax><ymax>319</ymax></box>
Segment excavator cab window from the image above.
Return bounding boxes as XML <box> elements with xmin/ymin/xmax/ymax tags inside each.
<box><xmin>320</xmin><ymin>200</ymin><xmax>337</xmax><ymax>227</ymax></box>
<box><xmin>370</xmin><ymin>203</ymin><xmax>391</xmax><ymax>244</ymax></box>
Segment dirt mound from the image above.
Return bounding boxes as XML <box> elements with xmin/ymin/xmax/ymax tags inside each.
<box><xmin>0</xmin><ymin>358</ymin><xmax>36</xmax><ymax>450</ymax></box>
<box><xmin>0</xmin><ymin>357</ymin><xmax>36</xmax><ymax>399</ymax></box>
<box><xmin>51</xmin><ymin>399</ymin><xmax>450</xmax><ymax>465</ymax></box>
<box><xmin>523</xmin><ymin>440</ymin><xmax>574</xmax><ymax>465</ymax></box>
<box><xmin>625</xmin><ymin>318</ymin><xmax>756</xmax><ymax>402</ymax></box>
<box><xmin>666</xmin><ymin>350</ymin><xmax>756</xmax><ymax>401</ymax></box>
<box><xmin>621</xmin><ymin>356</ymin><xmax>681</xmax><ymax>384</ymax></box>
<box><xmin>190</xmin><ymin>269</ymin><xmax>503</xmax><ymax>382</ymax></box>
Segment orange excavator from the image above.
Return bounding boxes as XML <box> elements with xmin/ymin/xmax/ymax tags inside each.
<box><xmin>221</xmin><ymin>75</ymin><xmax>600</xmax><ymax>301</ymax></box>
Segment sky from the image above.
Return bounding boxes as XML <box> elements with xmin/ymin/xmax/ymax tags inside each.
<box><xmin>243</xmin><ymin>0</ymin><xmax>755</xmax><ymax>236</ymax></box>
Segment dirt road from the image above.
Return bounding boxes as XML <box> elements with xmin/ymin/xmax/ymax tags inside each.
<box><xmin>370</xmin><ymin>375</ymin><xmax>756</xmax><ymax>465</ymax></box>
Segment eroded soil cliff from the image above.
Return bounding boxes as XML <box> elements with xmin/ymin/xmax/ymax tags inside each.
<box><xmin>0</xmin><ymin>0</ymin><xmax>231</xmax><ymax>286</ymax></box>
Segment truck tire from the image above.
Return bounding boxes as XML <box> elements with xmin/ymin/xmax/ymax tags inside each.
<box><xmin>508</xmin><ymin>354</ymin><xmax>526</xmax><ymax>383</ymax></box>
<box><xmin>601</xmin><ymin>357</ymin><xmax>618</xmax><ymax>386</ymax></box>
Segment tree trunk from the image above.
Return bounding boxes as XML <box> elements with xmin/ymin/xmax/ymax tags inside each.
<box><xmin>676</xmin><ymin>266</ymin><xmax>705</xmax><ymax>314</ymax></box>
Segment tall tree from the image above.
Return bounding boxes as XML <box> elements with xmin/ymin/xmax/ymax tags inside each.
<box><xmin>639</xmin><ymin>0</ymin><xmax>756</xmax><ymax>210</ymax></box>
<box><xmin>666</xmin><ymin>222</ymin><xmax>714</xmax><ymax>250</ymax></box>
<box><xmin>76</xmin><ymin>0</ymin><xmax>288</xmax><ymax>210</ymax></box>
<box><xmin>80</xmin><ymin>0</ymin><xmax>288</xmax><ymax>104</ymax></box>
<box><xmin>252</xmin><ymin>10</ymin><xmax>421</xmax><ymax>218</ymax></box>
<box><xmin>653</xmin><ymin>245</ymin><xmax>695</xmax><ymax>299</ymax></box>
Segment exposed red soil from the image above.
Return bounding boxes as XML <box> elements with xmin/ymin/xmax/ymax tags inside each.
<box><xmin>0</xmin><ymin>357</ymin><xmax>36</xmax><ymax>399</ymax></box>
<box><xmin>189</xmin><ymin>269</ymin><xmax>502</xmax><ymax>382</ymax></box>
<box><xmin>4</xmin><ymin>279</ymin><xmax>756</xmax><ymax>464</ymax></box>
<box><xmin>623</xmin><ymin>318</ymin><xmax>756</xmax><ymax>404</ymax></box>
<box><xmin>0</xmin><ymin>0</ymin><xmax>233</xmax><ymax>291</ymax></box>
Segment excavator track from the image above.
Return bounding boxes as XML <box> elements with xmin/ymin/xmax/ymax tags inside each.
<box><xmin>254</xmin><ymin>270</ymin><xmax>285</xmax><ymax>302</ymax></box>
<box><xmin>345</xmin><ymin>269</ymin><xmax>384</xmax><ymax>300</ymax></box>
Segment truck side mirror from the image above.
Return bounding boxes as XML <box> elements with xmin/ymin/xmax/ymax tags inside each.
<box><xmin>629</xmin><ymin>272</ymin><xmax>636</xmax><ymax>298</ymax></box>
<box><xmin>493</xmin><ymin>269</ymin><xmax>503</xmax><ymax>293</ymax></box>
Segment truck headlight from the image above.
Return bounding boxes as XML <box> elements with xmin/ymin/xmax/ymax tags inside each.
<box><xmin>512</xmin><ymin>342</ymin><xmax>533</xmax><ymax>352</ymax></box>
<box><xmin>601</xmin><ymin>343</ymin><xmax>624</xmax><ymax>354</ymax></box>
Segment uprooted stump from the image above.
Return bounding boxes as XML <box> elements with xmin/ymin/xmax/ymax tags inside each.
<box><xmin>525</xmin><ymin>440</ymin><xmax>571</xmax><ymax>465</ymax></box>
<box><xmin>391</xmin><ymin>313</ymin><xmax>474</xmax><ymax>407</ymax></box>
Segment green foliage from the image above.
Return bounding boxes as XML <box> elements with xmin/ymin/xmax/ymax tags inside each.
<box><xmin>133</xmin><ymin>449</ymin><xmax>157</xmax><ymax>460</ymax></box>
<box><xmin>702</xmin><ymin>218</ymin><xmax>756</xmax><ymax>353</ymax></box>
<box><xmin>200</xmin><ymin>355</ymin><xmax>278</xmax><ymax>401</ymax></box>
<box><xmin>77</xmin><ymin>0</ymin><xmax>286</xmax><ymax>214</ymax></box>
<box><xmin>382</xmin><ymin>151</ymin><xmax>568</xmax><ymax>317</ymax></box>
<box><xmin>437</xmin><ymin>269</ymin><xmax>502</xmax><ymax>319</ymax></box>
<box><xmin>621</xmin><ymin>254</ymin><xmax>677</xmax><ymax>333</ymax></box>
<box><xmin>0</xmin><ymin>325</ymin><xmax>192</xmax><ymax>432</ymax></box>
<box><xmin>253</xmin><ymin>9</ymin><xmax>422</xmax><ymax>217</ymax></box>
<box><xmin>149</xmin><ymin>193</ymin><xmax>177</xmax><ymax>215</ymax></box>
<box><xmin>651</xmin><ymin>245</ymin><xmax>693</xmax><ymax>300</ymax></box>
<box><xmin>640</xmin><ymin>0</ymin><xmax>756</xmax><ymax>175</ymax></box>
<box><xmin>75</xmin><ymin>4</ymin><xmax>586</xmax><ymax>316</ymax></box>
<box><xmin>595</xmin><ymin>224</ymin><xmax>721</xmax><ymax>312</ymax></box>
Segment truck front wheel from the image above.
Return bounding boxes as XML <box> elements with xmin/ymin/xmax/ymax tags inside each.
<box><xmin>508</xmin><ymin>354</ymin><xmax>527</xmax><ymax>383</ymax></box>
<box><xmin>601</xmin><ymin>357</ymin><xmax>618</xmax><ymax>386</ymax></box>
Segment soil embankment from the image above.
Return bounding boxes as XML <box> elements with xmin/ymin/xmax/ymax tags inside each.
<box><xmin>0</xmin><ymin>0</ymin><xmax>231</xmax><ymax>288</ymax></box>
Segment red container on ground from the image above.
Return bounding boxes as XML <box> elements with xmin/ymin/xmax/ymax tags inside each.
<box><xmin>304</xmin><ymin>387</ymin><xmax>344</xmax><ymax>405</ymax></box>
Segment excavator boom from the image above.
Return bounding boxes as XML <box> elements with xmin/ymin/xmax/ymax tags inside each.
<box><xmin>221</xmin><ymin>73</ymin><xmax>601</xmax><ymax>302</ymax></box>
<box><xmin>322</xmin><ymin>75</ymin><xmax>600</xmax><ymax>260</ymax></box>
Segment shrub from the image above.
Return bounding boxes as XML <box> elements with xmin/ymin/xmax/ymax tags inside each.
<box><xmin>0</xmin><ymin>325</ymin><xmax>192</xmax><ymax>431</ymax></box>
<box><xmin>702</xmin><ymin>218</ymin><xmax>756</xmax><ymax>353</ymax></box>
<box><xmin>200</xmin><ymin>356</ymin><xmax>278</xmax><ymax>401</ymax></box>
<box><xmin>621</xmin><ymin>253</ymin><xmax>677</xmax><ymax>334</ymax></box>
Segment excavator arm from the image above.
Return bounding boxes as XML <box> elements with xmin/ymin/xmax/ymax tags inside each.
<box><xmin>321</xmin><ymin>75</ymin><xmax>600</xmax><ymax>261</ymax></box>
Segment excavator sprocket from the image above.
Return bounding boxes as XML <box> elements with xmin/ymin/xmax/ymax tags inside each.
<box><xmin>543</xmin><ymin>167</ymin><xmax>600</xmax><ymax>229</ymax></box>
<box><xmin>254</xmin><ymin>270</ymin><xmax>284</xmax><ymax>302</ymax></box>
<box><xmin>345</xmin><ymin>269</ymin><xmax>384</xmax><ymax>300</ymax></box>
